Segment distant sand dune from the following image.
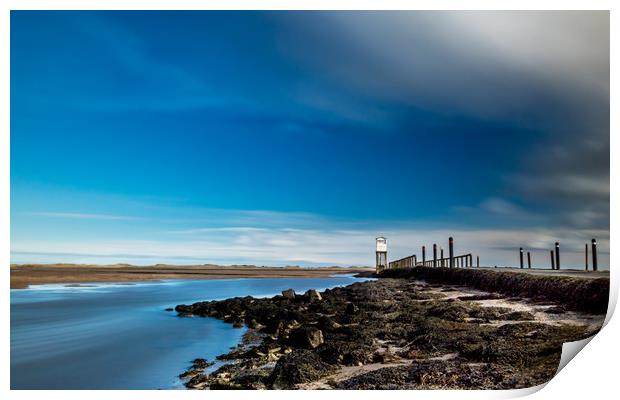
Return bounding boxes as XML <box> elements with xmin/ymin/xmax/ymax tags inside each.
<box><xmin>10</xmin><ymin>263</ymin><xmax>374</xmax><ymax>289</ymax></box>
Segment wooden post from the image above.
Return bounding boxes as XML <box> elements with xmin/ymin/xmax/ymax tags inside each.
<box><xmin>440</xmin><ymin>248</ymin><xmax>444</xmax><ymax>267</ymax></box>
<box><xmin>555</xmin><ymin>242</ymin><xmax>560</xmax><ymax>270</ymax></box>
<box><xmin>585</xmin><ymin>243</ymin><xmax>589</xmax><ymax>271</ymax></box>
<box><xmin>433</xmin><ymin>244</ymin><xmax>437</xmax><ymax>267</ymax></box>
<box><xmin>527</xmin><ymin>251</ymin><xmax>531</xmax><ymax>269</ymax></box>
<box><xmin>422</xmin><ymin>246</ymin><xmax>426</xmax><ymax>266</ymax></box>
<box><xmin>519</xmin><ymin>247</ymin><xmax>524</xmax><ymax>269</ymax></box>
<box><xmin>477</xmin><ymin>255</ymin><xmax>480</xmax><ymax>268</ymax></box>
<box><xmin>449</xmin><ymin>237</ymin><xmax>454</xmax><ymax>269</ymax></box>
<box><xmin>550</xmin><ymin>250</ymin><xmax>555</xmax><ymax>270</ymax></box>
<box><xmin>592</xmin><ymin>238</ymin><xmax>598</xmax><ymax>271</ymax></box>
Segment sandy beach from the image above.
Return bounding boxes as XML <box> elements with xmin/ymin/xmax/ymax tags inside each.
<box><xmin>9</xmin><ymin>264</ymin><xmax>374</xmax><ymax>289</ymax></box>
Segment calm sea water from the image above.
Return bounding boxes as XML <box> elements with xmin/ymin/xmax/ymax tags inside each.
<box><xmin>11</xmin><ymin>275</ymin><xmax>370</xmax><ymax>389</ymax></box>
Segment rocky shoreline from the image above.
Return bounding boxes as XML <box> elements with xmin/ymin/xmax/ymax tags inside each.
<box><xmin>174</xmin><ymin>268</ymin><xmax>607</xmax><ymax>389</ymax></box>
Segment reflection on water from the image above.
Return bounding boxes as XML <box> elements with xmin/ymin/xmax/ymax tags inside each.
<box><xmin>11</xmin><ymin>275</ymin><xmax>369</xmax><ymax>389</ymax></box>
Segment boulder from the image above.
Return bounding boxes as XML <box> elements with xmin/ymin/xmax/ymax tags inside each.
<box><xmin>304</xmin><ymin>289</ymin><xmax>323</xmax><ymax>302</ymax></box>
<box><xmin>281</xmin><ymin>288</ymin><xmax>296</xmax><ymax>300</ymax></box>
<box><xmin>185</xmin><ymin>373</ymin><xmax>209</xmax><ymax>389</ymax></box>
<box><xmin>264</xmin><ymin>319</ymin><xmax>284</xmax><ymax>335</ymax></box>
<box><xmin>317</xmin><ymin>345</ymin><xmax>344</xmax><ymax>364</ymax></box>
<box><xmin>317</xmin><ymin>316</ymin><xmax>341</xmax><ymax>331</ymax></box>
<box><xmin>345</xmin><ymin>302</ymin><xmax>358</xmax><ymax>315</ymax></box>
<box><xmin>289</xmin><ymin>326</ymin><xmax>324</xmax><ymax>349</ymax></box>
<box><xmin>268</xmin><ymin>349</ymin><xmax>335</xmax><ymax>389</ymax></box>
<box><xmin>192</xmin><ymin>358</ymin><xmax>213</xmax><ymax>369</ymax></box>
<box><xmin>175</xmin><ymin>304</ymin><xmax>193</xmax><ymax>314</ymax></box>
<box><xmin>373</xmin><ymin>348</ymin><xmax>400</xmax><ymax>364</ymax></box>
<box><xmin>247</xmin><ymin>318</ymin><xmax>260</xmax><ymax>329</ymax></box>
<box><xmin>232</xmin><ymin>320</ymin><xmax>245</xmax><ymax>328</ymax></box>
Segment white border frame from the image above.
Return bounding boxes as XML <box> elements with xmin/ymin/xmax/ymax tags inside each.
<box><xmin>2</xmin><ymin>2</ymin><xmax>616</xmax><ymax>399</ymax></box>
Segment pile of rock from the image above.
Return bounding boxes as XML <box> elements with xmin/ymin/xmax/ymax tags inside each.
<box><xmin>175</xmin><ymin>278</ymin><xmax>599</xmax><ymax>390</ymax></box>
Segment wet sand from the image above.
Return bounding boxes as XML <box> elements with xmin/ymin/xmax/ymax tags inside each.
<box><xmin>10</xmin><ymin>264</ymin><xmax>374</xmax><ymax>289</ymax></box>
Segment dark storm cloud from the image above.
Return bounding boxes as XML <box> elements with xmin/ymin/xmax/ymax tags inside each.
<box><xmin>275</xmin><ymin>12</ymin><xmax>606</xmax><ymax>124</ymax></box>
<box><xmin>274</xmin><ymin>11</ymin><xmax>609</xmax><ymax>230</ymax></box>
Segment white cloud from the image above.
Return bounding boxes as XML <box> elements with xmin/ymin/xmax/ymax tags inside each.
<box><xmin>11</xmin><ymin>225</ymin><xmax>610</xmax><ymax>269</ymax></box>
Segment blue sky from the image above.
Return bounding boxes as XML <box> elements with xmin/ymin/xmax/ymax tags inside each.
<box><xmin>10</xmin><ymin>11</ymin><xmax>610</xmax><ymax>267</ymax></box>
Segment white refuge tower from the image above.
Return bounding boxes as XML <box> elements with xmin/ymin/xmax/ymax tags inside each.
<box><xmin>375</xmin><ymin>237</ymin><xmax>388</xmax><ymax>273</ymax></box>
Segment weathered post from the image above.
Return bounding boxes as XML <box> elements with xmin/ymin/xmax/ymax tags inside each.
<box><xmin>477</xmin><ymin>255</ymin><xmax>480</xmax><ymax>268</ymax></box>
<box><xmin>555</xmin><ymin>242</ymin><xmax>560</xmax><ymax>270</ymax></box>
<box><xmin>449</xmin><ymin>237</ymin><xmax>454</xmax><ymax>269</ymax></box>
<box><xmin>519</xmin><ymin>247</ymin><xmax>524</xmax><ymax>269</ymax></box>
<box><xmin>440</xmin><ymin>248</ymin><xmax>444</xmax><ymax>267</ymax></box>
<box><xmin>527</xmin><ymin>251</ymin><xmax>531</xmax><ymax>269</ymax></box>
<box><xmin>422</xmin><ymin>246</ymin><xmax>426</xmax><ymax>266</ymax></box>
<box><xmin>592</xmin><ymin>238</ymin><xmax>598</xmax><ymax>271</ymax></box>
<box><xmin>550</xmin><ymin>250</ymin><xmax>555</xmax><ymax>270</ymax></box>
<box><xmin>433</xmin><ymin>244</ymin><xmax>437</xmax><ymax>267</ymax></box>
<box><xmin>585</xmin><ymin>243</ymin><xmax>589</xmax><ymax>271</ymax></box>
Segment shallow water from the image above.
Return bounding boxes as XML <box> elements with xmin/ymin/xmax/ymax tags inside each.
<box><xmin>11</xmin><ymin>275</ymin><xmax>370</xmax><ymax>389</ymax></box>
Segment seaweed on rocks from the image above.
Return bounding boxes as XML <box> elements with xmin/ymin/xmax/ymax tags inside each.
<box><xmin>175</xmin><ymin>273</ymin><xmax>605</xmax><ymax>390</ymax></box>
<box><xmin>380</xmin><ymin>267</ymin><xmax>609</xmax><ymax>314</ymax></box>
<box><xmin>268</xmin><ymin>349</ymin><xmax>337</xmax><ymax>389</ymax></box>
